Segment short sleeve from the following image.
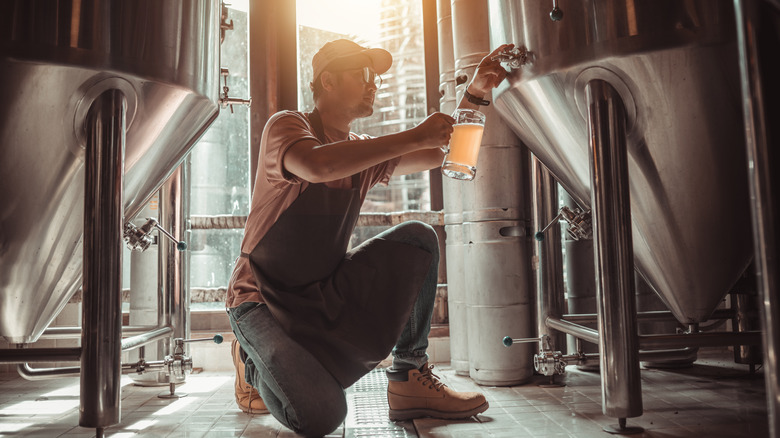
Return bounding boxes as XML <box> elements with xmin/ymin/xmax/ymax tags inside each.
<box><xmin>263</xmin><ymin>112</ymin><xmax>320</xmax><ymax>188</ymax></box>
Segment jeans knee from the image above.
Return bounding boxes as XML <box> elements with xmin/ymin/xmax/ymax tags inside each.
<box><xmin>290</xmin><ymin>397</ymin><xmax>347</xmax><ymax>438</ymax></box>
<box><xmin>399</xmin><ymin>221</ymin><xmax>439</xmax><ymax>255</ymax></box>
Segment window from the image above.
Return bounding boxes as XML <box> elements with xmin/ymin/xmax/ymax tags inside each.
<box><xmin>188</xmin><ymin>2</ymin><xmax>250</xmax><ymax>297</ymax></box>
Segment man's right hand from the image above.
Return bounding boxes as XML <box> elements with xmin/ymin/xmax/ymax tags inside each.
<box><xmin>409</xmin><ymin>112</ymin><xmax>456</xmax><ymax>149</ymax></box>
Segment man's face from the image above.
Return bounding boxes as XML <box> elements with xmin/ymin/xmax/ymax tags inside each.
<box><xmin>334</xmin><ymin>68</ymin><xmax>379</xmax><ymax>118</ymax></box>
<box><xmin>320</xmin><ymin>57</ymin><xmax>381</xmax><ymax>119</ymax></box>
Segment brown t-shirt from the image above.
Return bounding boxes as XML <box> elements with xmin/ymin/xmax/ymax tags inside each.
<box><xmin>225</xmin><ymin>110</ymin><xmax>400</xmax><ymax>308</ymax></box>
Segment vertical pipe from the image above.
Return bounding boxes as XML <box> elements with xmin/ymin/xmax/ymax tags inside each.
<box><xmin>438</xmin><ymin>0</ymin><xmax>470</xmax><ymax>376</ymax></box>
<box><xmin>735</xmin><ymin>0</ymin><xmax>780</xmax><ymax>435</ymax></box>
<box><xmin>159</xmin><ymin>165</ymin><xmax>189</xmax><ymax>359</ymax></box>
<box><xmin>531</xmin><ymin>157</ymin><xmax>566</xmax><ymax>351</ymax></box>
<box><xmin>80</xmin><ymin>89</ymin><xmax>126</xmax><ymax>430</ymax></box>
<box><xmin>586</xmin><ymin>80</ymin><xmax>642</xmax><ymax>419</ymax></box>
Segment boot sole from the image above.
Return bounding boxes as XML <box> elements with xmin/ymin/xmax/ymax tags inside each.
<box><xmin>389</xmin><ymin>401</ymin><xmax>489</xmax><ymax>421</ymax></box>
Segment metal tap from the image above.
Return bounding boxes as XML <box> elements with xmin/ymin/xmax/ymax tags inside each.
<box><xmin>491</xmin><ymin>46</ymin><xmax>530</xmax><ymax>69</ymax></box>
<box><xmin>219</xmin><ymin>68</ymin><xmax>252</xmax><ymax>114</ymax></box>
<box><xmin>124</xmin><ymin>217</ymin><xmax>187</xmax><ymax>252</ymax></box>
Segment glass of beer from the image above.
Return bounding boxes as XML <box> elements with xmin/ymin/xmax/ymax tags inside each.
<box><xmin>441</xmin><ymin>108</ymin><xmax>486</xmax><ymax>181</ymax></box>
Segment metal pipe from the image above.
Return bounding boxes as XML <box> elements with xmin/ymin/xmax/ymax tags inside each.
<box><xmin>572</xmin><ymin>348</ymin><xmax>698</xmax><ymax>365</ymax></box>
<box><xmin>19</xmin><ymin>358</ymin><xmax>172</xmax><ymax>381</ymax></box>
<box><xmin>39</xmin><ymin>325</ymin><xmax>161</xmax><ymax>340</ymax></box>
<box><xmin>160</xmin><ymin>165</ymin><xmax>189</xmax><ymax>358</ymax></box>
<box><xmin>17</xmin><ymin>364</ymin><xmax>80</xmax><ymax>380</ymax></box>
<box><xmin>0</xmin><ymin>348</ymin><xmax>81</xmax><ymax>363</ymax></box>
<box><xmin>639</xmin><ymin>331</ymin><xmax>762</xmax><ymax>350</ymax></box>
<box><xmin>548</xmin><ymin>315</ymin><xmax>760</xmax><ymax>350</ymax></box>
<box><xmin>735</xmin><ymin>1</ymin><xmax>780</xmax><ymax>436</ymax></box>
<box><xmin>532</xmin><ymin>157</ymin><xmax>566</xmax><ymax>351</ymax></box>
<box><xmin>546</xmin><ymin>317</ymin><xmax>600</xmax><ymax>345</ymax></box>
<box><xmin>79</xmin><ymin>89</ymin><xmax>126</xmax><ymax>429</ymax></box>
<box><xmin>562</xmin><ymin>308</ymin><xmax>735</xmax><ymax>324</ymax></box>
<box><xmin>586</xmin><ymin>79</ymin><xmax>642</xmax><ymax>419</ymax></box>
<box><xmin>121</xmin><ymin>327</ymin><xmax>173</xmax><ymax>352</ymax></box>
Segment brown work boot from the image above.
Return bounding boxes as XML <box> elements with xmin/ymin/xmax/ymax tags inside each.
<box><xmin>231</xmin><ymin>339</ymin><xmax>269</xmax><ymax>414</ymax></box>
<box><xmin>387</xmin><ymin>363</ymin><xmax>488</xmax><ymax>421</ymax></box>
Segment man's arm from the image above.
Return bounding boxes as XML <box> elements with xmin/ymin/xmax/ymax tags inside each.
<box><xmin>284</xmin><ymin>112</ymin><xmax>454</xmax><ymax>183</ymax></box>
<box><xmin>392</xmin><ymin>43</ymin><xmax>514</xmax><ymax>177</ymax></box>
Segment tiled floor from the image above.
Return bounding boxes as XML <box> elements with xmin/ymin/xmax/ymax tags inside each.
<box><xmin>0</xmin><ymin>349</ymin><xmax>769</xmax><ymax>437</ymax></box>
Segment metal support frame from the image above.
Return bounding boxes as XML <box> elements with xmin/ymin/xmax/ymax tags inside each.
<box><xmin>79</xmin><ymin>89</ymin><xmax>126</xmax><ymax>432</ymax></box>
<box><xmin>586</xmin><ymin>79</ymin><xmax>643</xmax><ymax>421</ymax></box>
<box><xmin>735</xmin><ymin>1</ymin><xmax>780</xmax><ymax>436</ymax></box>
<box><xmin>532</xmin><ymin>157</ymin><xmax>566</xmax><ymax>351</ymax></box>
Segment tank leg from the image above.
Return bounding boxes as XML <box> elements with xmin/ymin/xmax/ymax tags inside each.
<box><xmin>79</xmin><ymin>89</ymin><xmax>127</xmax><ymax>429</ymax></box>
<box><xmin>585</xmin><ymin>79</ymin><xmax>643</xmax><ymax>421</ymax></box>
<box><xmin>735</xmin><ymin>1</ymin><xmax>780</xmax><ymax>437</ymax></box>
<box><xmin>531</xmin><ymin>158</ymin><xmax>567</xmax><ymax>358</ymax></box>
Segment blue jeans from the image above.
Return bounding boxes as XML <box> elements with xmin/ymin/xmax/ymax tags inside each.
<box><xmin>227</xmin><ymin>221</ymin><xmax>439</xmax><ymax>436</ymax></box>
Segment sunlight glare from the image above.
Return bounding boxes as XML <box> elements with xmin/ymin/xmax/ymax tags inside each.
<box><xmin>175</xmin><ymin>375</ymin><xmax>231</xmax><ymax>394</ymax></box>
<box><xmin>0</xmin><ymin>423</ymin><xmax>33</xmax><ymax>433</ymax></box>
<box><xmin>297</xmin><ymin>0</ymin><xmax>383</xmax><ymax>41</ymax></box>
<box><xmin>152</xmin><ymin>396</ymin><xmax>197</xmax><ymax>416</ymax></box>
<box><xmin>0</xmin><ymin>399</ymin><xmax>79</xmax><ymax>416</ymax></box>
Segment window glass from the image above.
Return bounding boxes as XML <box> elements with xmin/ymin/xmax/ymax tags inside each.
<box><xmin>188</xmin><ymin>3</ymin><xmax>250</xmax><ymax>291</ymax></box>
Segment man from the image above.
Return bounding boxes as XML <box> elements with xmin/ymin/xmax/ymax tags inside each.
<box><xmin>226</xmin><ymin>39</ymin><xmax>513</xmax><ymax>436</ymax></box>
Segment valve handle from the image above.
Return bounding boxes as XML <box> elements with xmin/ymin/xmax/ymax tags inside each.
<box><xmin>181</xmin><ymin>334</ymin><xmax>223</xmax><ymax>344</ymax></box>
<box><xmin>151</xmin><ymin>220</ymin><xmax>187</xmax><ymax>251</ymax></box>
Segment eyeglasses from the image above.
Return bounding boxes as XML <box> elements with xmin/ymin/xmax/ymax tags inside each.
<box><xmin>339</xmin><ymin>67</ymin><xmax>382</xmax><ymax>88</ymax></box>
<box><xmin>359</xmin><ymin>67</ymin><xmax>383</xmax><ymax>88</ymax></box>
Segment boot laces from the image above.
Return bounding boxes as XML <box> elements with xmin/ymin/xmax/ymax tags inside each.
<box><xmin>416</xmin><ymin>364</ymin><xmax>447</xmax><ymax>391</ymax></box>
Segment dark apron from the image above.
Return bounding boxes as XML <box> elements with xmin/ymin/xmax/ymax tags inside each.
<box><xmin>241</xmin><ymin>109</ymin><xmax>432</xmax><ymax>387</ymax></box>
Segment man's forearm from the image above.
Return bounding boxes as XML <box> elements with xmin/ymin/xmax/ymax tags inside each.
<box><xmin>284</xmin><ymin>129</ymin><xmax>426</xmax><ymax>183</ymax></box>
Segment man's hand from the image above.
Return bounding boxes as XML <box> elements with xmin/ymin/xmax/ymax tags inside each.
<box><xmin>467</xmin><ymin>43</ymin><xmax>514</xmax><ymax>98</ymax></box>
<box><xmin>409</xmin><ymin>112</ymin><xmax>456</xmax><ymax>149</ymax></box>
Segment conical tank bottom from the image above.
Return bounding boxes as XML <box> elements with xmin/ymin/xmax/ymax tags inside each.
<box><xmin>489</xmin><ymin>0</ymin><xmax>752</xmax><ymax>323</ymax></box>
<box><xmin>0</xmin><ymin>0</ymin><xmax>220</xmax><ymax>343</ymax></box>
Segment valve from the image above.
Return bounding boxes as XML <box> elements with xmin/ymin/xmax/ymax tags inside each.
<box><xmin>491</xmin><ymin>46</ymin><xmax>530</xmax><ymax>69</ymax></box>
<box><xmin>503</xmin><ymin>334</ymin><xmax>568</xmax><ymax>377</ymax></box>
<box><xmin>535</xmin><ymin>205</ymin><xmax>592</xmax><ymax>242</ymax></box>
<box><xmin>124</xmin><ymin>217</ymin><xmax>187</xmax><ymax>252</ymax></box>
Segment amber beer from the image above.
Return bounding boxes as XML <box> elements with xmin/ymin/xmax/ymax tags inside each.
<box><xmin>441</xmin><ymin>109</ymin><xmax>486</xmax><ymax>180</ymax></box>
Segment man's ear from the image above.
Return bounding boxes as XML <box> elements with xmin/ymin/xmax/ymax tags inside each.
<box><xmin>320</xmin><ymin>71</ymin><xmax>337</xmax><ymax>92</ymax></box>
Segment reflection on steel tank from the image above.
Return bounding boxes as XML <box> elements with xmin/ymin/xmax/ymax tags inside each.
<box><xmin>0</xmin><ymin>1</ymin><xmax>220</xmax><ymax>344</ymax></box>
<box><xmin>488</xmin><ymin>0</ymin><xmax>752</xmax><ymax>324</ymax></box>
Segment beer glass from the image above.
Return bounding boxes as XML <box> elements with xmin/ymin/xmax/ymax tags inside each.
<box><xmin>441</xmin><ymin>109</ymin><xmax>486</xmax><ymax>180</ymax></box>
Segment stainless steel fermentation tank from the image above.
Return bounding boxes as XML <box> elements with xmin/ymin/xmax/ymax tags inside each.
<box><xmin>488</xmin><ymin>0</ymin><xmax>752</xmax><ymax>325</ymax></box>
<box><xmin>0</xmin><ymin>1</ymin><xmax>220</xmax><ymax>344</ymax></box>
